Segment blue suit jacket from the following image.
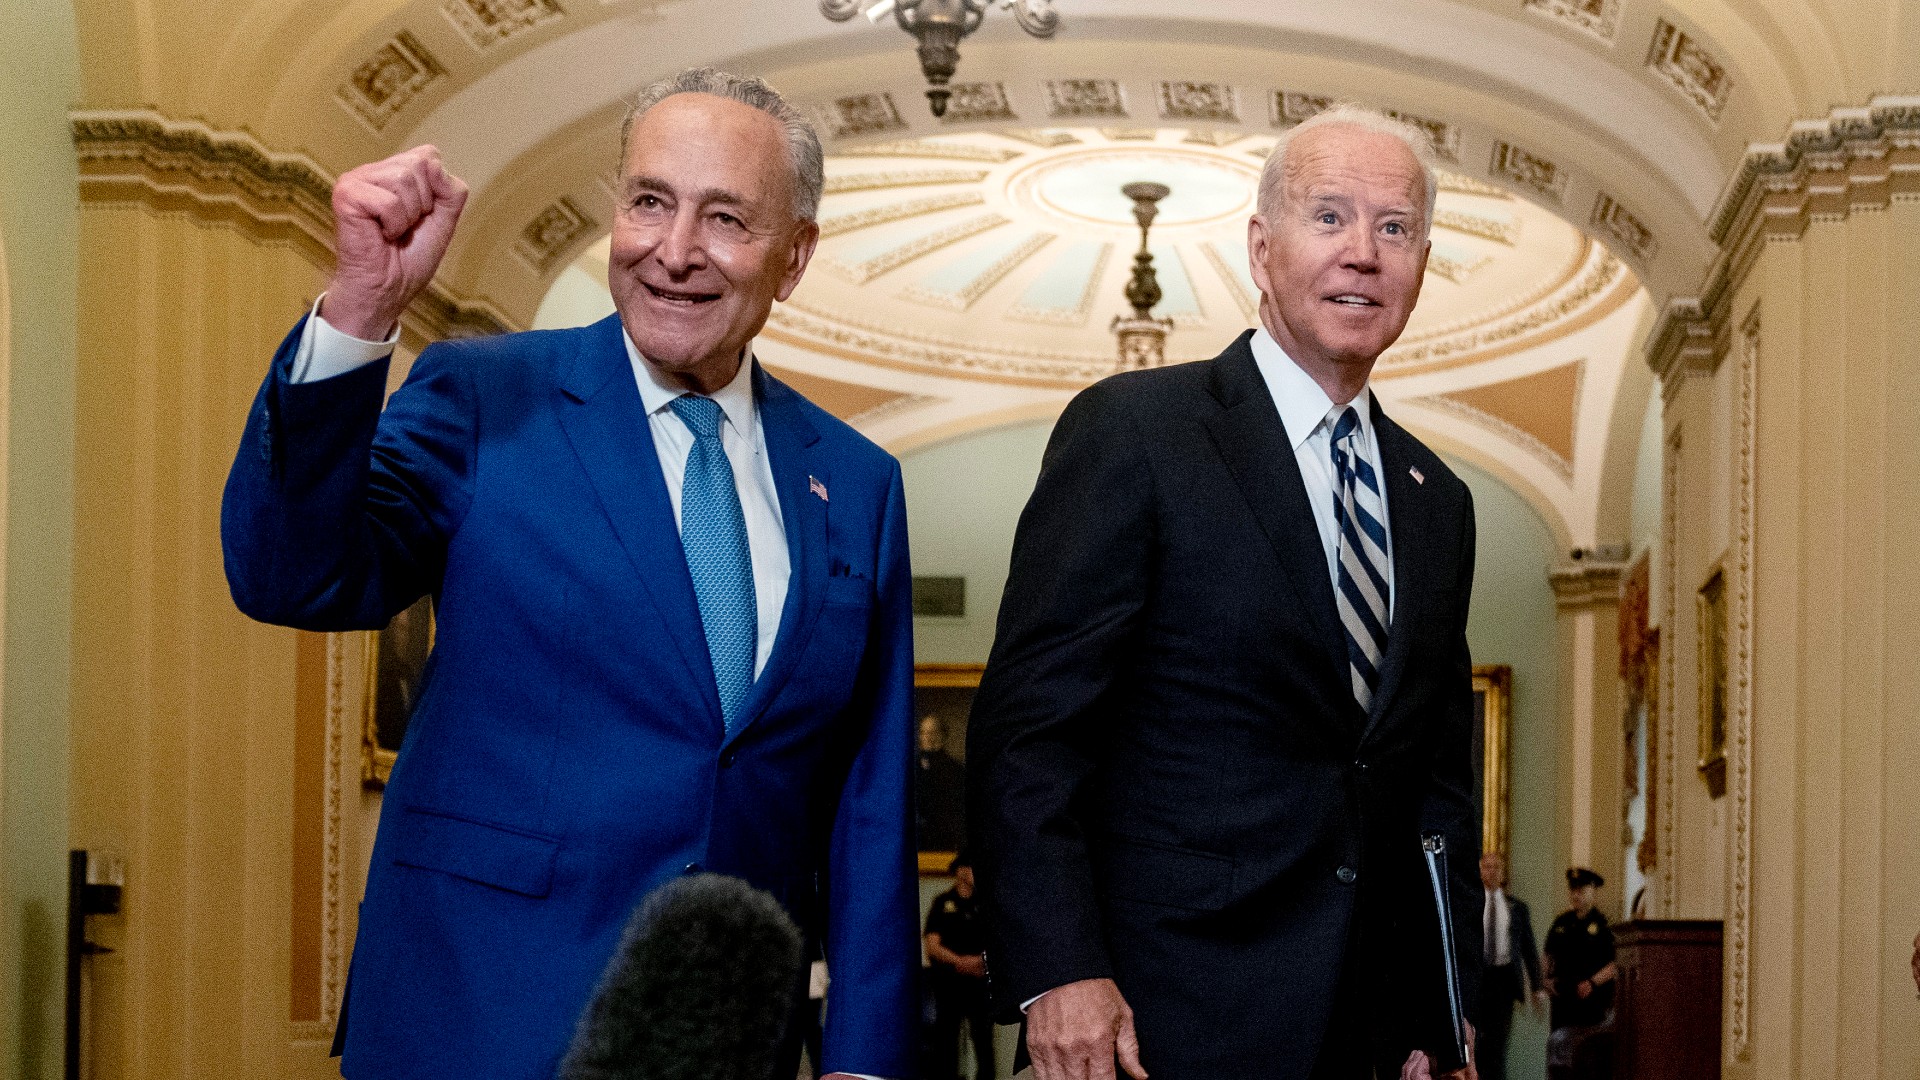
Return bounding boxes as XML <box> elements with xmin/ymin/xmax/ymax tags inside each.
<box><xmin>222</xmin><ymin>313</ymin><xmax>920</xmax><ymax>1079</ymax></box>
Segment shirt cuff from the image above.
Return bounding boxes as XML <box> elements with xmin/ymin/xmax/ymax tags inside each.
<box><xmin>289</xmin><ymin>294</ymin><xmax>399</xmax><ymax>384</ymax></box>
<box><xmin>1021</xmin><ymin>990</ymin><xmax>1049</xmax><ymax>1012</ymax></box>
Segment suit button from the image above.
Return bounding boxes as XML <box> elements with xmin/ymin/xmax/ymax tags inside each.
<box><xmin>684</xmin><ymin>862</ymin><xmax>702</xmax><ymax>874</ymax></box>
<box><xmin>719</xmin><ymin>749</ymin><xmax>738</xmax><ymax>768</ymax></box>
<box><xmin>1336</xmin><ymin>866</ymin><xmax>1358</xmax><ymax>884</ymax></box>
<box><xmin>1353</xmin><ymin>760</ymin><xmax>1369</xmax><ymax>773</ymax></box>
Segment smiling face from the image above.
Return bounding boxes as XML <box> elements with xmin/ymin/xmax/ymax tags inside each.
<box><xmin>1247</xmin><ymin>123</ymin><xmax>1430</xmax><ymax>399</ymax></box>
<box><xmin>609</xmin><ymin>93</ymin><xmax>819</xmax><ymax>393</ymax></box>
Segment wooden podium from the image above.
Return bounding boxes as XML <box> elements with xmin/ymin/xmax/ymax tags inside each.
<box><xmin>1612</xmin><ymin>919</ymin><xmax>1723</xmax><ymax>1080</ymax></box>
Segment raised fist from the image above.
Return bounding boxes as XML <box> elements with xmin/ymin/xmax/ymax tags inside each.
<box><xmin>322</xmin><ymin>145</ymin><xmax>469</xmax><ymax>340</ymax></box>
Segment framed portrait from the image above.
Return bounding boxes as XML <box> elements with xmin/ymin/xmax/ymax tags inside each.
<box><xmin>361</xmin><ymin>594</ymin><xmax>435</xmax><ymax>788</ymax></box>
<box><xmin>1697</xmin><ymin>563</ymin><xmax>1728</xmax><ymax>798</ymax></box>
<box><xmin>913</xmin><ymin>663</ymin><xmax>983</xmax><ymax>876</ymax></box>
<box><xmin>1472</xmin><ymin>665</ymin><xmax>1513</xmax><ymax>860</ymax></box>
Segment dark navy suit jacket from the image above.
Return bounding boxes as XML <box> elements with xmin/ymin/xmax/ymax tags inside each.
<box><xmin>222</xmin><ymin>313</ymin><xmax>919</xmax><ymax>1079</ymax></box>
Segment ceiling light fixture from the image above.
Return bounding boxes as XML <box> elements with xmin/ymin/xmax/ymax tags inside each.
<box><xmin>819</xmin><ymin>0</ymin><xmax>1060</xmax><ymax>118</ymax></box>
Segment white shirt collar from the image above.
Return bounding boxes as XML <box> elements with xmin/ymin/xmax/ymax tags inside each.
<box><xmin>1248</xmin><ymin>326</ymin><xmax>1374</xmax><ymax>451</ymax></box>
<box><xmin>623</xmin><ymin>330</ymin><xmax>759</xmax><ymax>441</ymax></box>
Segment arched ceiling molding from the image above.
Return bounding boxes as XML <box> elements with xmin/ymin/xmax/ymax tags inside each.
<box><xmin>1386</xmin><ymin>398</ymin><xmax>1579</xmax><ymax>552</ymax></box>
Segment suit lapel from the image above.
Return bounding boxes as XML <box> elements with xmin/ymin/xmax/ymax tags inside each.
<box><xmin>553</xmin><ymin>314</ymin><xmax>725</xmax><ymax>732</ymax></box>
<box><xmin>724</xmin><ymin>365</ymin><xmax>825</xmax><ymax>745</ymax></box>
<box><xmin>1362</xmin><ymin>401</ymin><xmax>1430</xmax><ymax>741</ymax></box>
<box><xmin>1200</xmin><ymin>334</ymin><xmax>1356</xmax><ymax>712</ymax></box>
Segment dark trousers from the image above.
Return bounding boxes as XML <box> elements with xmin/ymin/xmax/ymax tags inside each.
<box><xmin>1472</xmin><ymin>964</ymin><xmax>1519</xmax><ymax>1080</ymax></box>
<box><xmin>1309</xmin><ymin>918</ymin><xmax>1408</xmax><ymax>1080</ymax></box>
<box><xmin>926</xmin><ymin>975</ymin><xmax>996</xmax><ymax>1080</ymax></box>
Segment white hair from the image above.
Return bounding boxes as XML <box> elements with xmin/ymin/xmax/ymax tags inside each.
<box><xmin>1257</xmin><ymin>104</ymin><xmax>1440</xmax><ymax>235</ymax></box>
<box><xmin>620</xmin><ymin>67</ymin><xmax>825</xmax><ymax>222</ymax></box>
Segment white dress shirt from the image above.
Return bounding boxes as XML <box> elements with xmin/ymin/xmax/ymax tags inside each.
<box><xmin>289</xmin><ymin>298</ymin><xmax>790</xmax><ymax>678</ymax></box>
<box><xmin>1485</xmin><ymin>887</ymin><xmax>1512</xmax><ymax>966</ymax></box>
<box><xmin>1247</xmin><ymin>326</ymin><xmax>1395</xmax><ymax>618</ymax></box>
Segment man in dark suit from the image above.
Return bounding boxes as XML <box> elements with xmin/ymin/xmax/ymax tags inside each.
<box><xmin>1474</xmin><ymin>852</ymin><xmax>1543</xmax><ymax>1080</ymax></box>
<box><xmin>970</xmin><ymin>105</ymin><xmax>1481</xmax><ymax>1080</ymax></box>
<box><xmin>221</xmin><ymin>69</ymin><xmax>917</xmax><ymax>1080</ymax></box>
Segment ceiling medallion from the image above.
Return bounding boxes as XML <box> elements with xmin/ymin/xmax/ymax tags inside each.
<box><xmin>820</xmin><ymin>0</ymin><xmax>1059</xmax><ymax>118</ymax></box>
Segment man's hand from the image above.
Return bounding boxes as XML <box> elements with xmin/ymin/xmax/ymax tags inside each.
<box><xmin>323</xmin><ymin>145</ymin><xmax>469</xmax><ymax>340</ymax></box>
<box><xmin>1027</xmin><ymin>978</ymin><xmax>1147</xmax><ymax>1080</ymax></box>
<box><xmin>1398</xmin><ymin>1023</ymin><xmax>1478</xmax><ymax>1080</ymax></box>
<box><xmin>1575</xmin><ymin>979</ymin><xmax>1593</xmax><ymax>999</ymax></box>
<box><xmin>955</xmin><ymin>954</ymin><xmax>989</xmax><ymax>979</ymax></box>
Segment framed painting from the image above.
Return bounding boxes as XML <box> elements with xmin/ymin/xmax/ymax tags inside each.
<box><xmin>1472</xmin><ymin>664</ymin><xmax>1513</xmax><ymax>860</ymax></box>
<box><xmin>361</xmin><ymin>594</ymin><xmax>435</xmax><ymax>788</ymax></box>
<box><xmin>914</xmin><ymin>663</ymin><xmax>984</xmax><ymax>876</ymax></box>
<box><xmin>1697</xmin><ymin>563</ymin><xmax>1728</xmax><ymax>798</ymax></box>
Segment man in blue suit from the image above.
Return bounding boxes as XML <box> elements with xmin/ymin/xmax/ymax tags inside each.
<box><xmin>222</xmin><ymin>68</ymin><xmax>918</xmax><ymax>1080</ymax></box>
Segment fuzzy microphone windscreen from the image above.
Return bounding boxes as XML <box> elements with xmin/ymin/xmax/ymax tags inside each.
<box><xmin>559</xmin><ymin>873</ymin><xmax>806</xmax><ymax>1080</ymax></box>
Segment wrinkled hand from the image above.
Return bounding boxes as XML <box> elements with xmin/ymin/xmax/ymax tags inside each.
<box><xmin>1576</xmin><ymin>979</ymin><xmax>1593</xmax><ymax>999</ymax></box>
<box><xmin>955</xmin><ymin>954</ymin><xmax>989</xmax><ymax>979</ymax></box>
<box><xmin>323</xmin><ymin>144</ymin><xmax>469</xmax><ymax>339</ymax></box>
<box><xmin>1398</xmin><ymin>1022</ymin><xmax>1478</xmax><ymax>1080</ymax></box>
<box><xmin>1027</xmin><ymin>978</ymin><xmax>1147</xmax><ymax>1080</ymax></box>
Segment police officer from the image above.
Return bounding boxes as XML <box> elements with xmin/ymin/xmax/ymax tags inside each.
<box><xmin>1543</xmin><ymin>868</ymin><xmax>1617</xmax><ymax>1080</ymax></box>
<box><xmin>924</xmin><ymin>850</ymin><xmax>995</xmax><ymax>1080</ymax></box>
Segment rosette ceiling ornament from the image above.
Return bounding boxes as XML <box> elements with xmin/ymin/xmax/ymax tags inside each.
<box><xmin>819</xmin><ymin>0</ymin><xmax>1060</xmax><ymax>117</ymax></box>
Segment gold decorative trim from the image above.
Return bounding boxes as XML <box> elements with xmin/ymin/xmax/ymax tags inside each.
<box><xmin>815</xmin><ymin>93</ymin><xmax>909</xmax><ymax>139</ymax></box>
<box><xmin>819</xmin><ymin>192</ymin><xmax>986</xmax><ymax>238</ymax></box>
<box><xmin>1725</xmin><ymin>308</ymin><xmax>1758</xmax><ymax>1062</ymax></box>
<box><xmin>442</xmin><ymin>0</ymin><xmax>563</xmax><ymax>51</ymax></box>
<box><xmin>1654</xmin><ymin>427</ymin><xmax>1681</xmax><ymax>916</ymax></box>
<box><xmin>337</xmin><ymin>31</ymin><xmax>446</xmax><ymax>134</ymax></box>
<box><xmin>1438</xmin><ymin>174</ymin><xmax>1515</xmax><ymax>200</ymax></box>
<box><xmin>71</xmin><ymin>109</ymin><xmax>515</xmax><ymax>342</ymax></box>
<box><xmin>1434</xmin><ymin>208</ymin><xmax>1519</xmax><ymax>245</ymax></box>
<box><xmin>1490</xmin><ymin>140</ymin><xmax>1568</xmax><ymax>204</ymax></box>
<box><xmin>1646</xmin><ymin>19</ymin><xmax>1732</xmax><ymax>123</ymax></box>
<box><xmin>997</xmin><ymin>129</ymin><xmax>1080</xmax><ymax>148</ymax></box>
<box><xmin>1045</xmin><ymin>79</ymin><xmax>1127</xmax><ymax>119</ymax></box>
<box><xmin>1475</xmin><ymin>665</ymin><xmax>1514</xmax><ymax>859</ymax></box>
<box><xmin>833</xmin><ymin>139</ymin><xmax>1024</xmax><ymax>163</ymax></box>
<box><xmin>939</xmin><ymin>82</ymin><xmax>1017</xmax><ymax>124</ymax></box>
<box><xmin>1591</xmin><ymin>193</ymin><xmax>1659</xmax><ymax>263</ymax></box>
<box><xmin>1523</xmin><ymin>0</ymin><xmax>1621</xmax><ymax>42</ymax></box>
<box><xmin>321</xmin><ymin>632</ymin><xmax>352</xmax><ymax>1028</ymax></box>
<box><xmin>1006</xmin><ymin>241</ymin><xmax>1113</xmax><ymax>327</ymax></box>
<box><xmin>824</xmin><ymin>169</ymin><xmax>992</xmax><ymax>194</ymax></box>
<box><xmin>1380</xmin><ymin>248</ymin><xmax>1625</xmax><ymax>374</ymax></box>
<box><xmin>847</xmin><ymin>392</ymin><xmax>941</xmax><ymax>428</ymax></box>
<box><xmin>1425</xmin><ymin>250</ymin><xmax>1494</xmax><ymax>284</ymax></box>
<box><xmin>1547</xmin><ymin>560</ymin><xmax>1626</xmax><ymax>609</ymax></box>
<box><xmin>1159</xmin><ymin>82</ymin><xmax>1238</xmax><ymax>124</ymax></box>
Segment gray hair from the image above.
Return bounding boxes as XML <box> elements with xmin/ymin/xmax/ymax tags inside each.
<box><xmin>619</xmin><ymin>67</ymin><xmax>826</xmax><ymax>222</ymax></box>
<box><xmin>1257</xmin><ymin>104</ymin><xmax>1439</xmax><ymax>236</ymax></box>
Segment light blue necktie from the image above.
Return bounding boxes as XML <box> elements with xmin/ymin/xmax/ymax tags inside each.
<box><xmin>669</xmin><ymin>394</ymin><xmax>757</xmax><ymax>733</ymax></box>
<box><xmin>1330</xmin><ymin>406</ymin><xmax>1391</xmax><ymax>712</ymax></box>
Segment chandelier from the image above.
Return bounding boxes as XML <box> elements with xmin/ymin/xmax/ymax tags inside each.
<box><xmin>819</xmin><ymin>0</ymin><xmax>1060</xmax><ymax>118</ymax></box>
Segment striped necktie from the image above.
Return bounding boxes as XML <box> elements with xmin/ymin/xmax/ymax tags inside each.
<box><xmin>669</xmin><ymin>394</ymin><xmax>757</xmax><ymax>733</ymax></box>
<box><xmin>1330</xmin><ymin>406</ymin><xmax>1391</xmax><ymax>712</ymax></box>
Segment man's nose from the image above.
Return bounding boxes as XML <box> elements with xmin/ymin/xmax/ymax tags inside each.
<box><xmin>654</xmin><ymin>209</ymin><xmax>706</xmax><ymax>273</ymax></box>
<box><xmin>1342</xmin><ymin>224</ymin><xmax>1380</xmax><ymax>271</ymax></box>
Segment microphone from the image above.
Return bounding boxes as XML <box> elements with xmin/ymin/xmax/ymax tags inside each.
<box><xmin>560</xmin><ymin>873</ymin><xmax>806</xmax><ymax>1080</ymax></box>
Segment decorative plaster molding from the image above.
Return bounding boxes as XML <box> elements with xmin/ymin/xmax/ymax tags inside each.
<box><xmin>321</xmin><ymin>633</ymin><xmax>351</xmax><ymax>1029</ymax></box>
<box><xmin>1386</xmin><ymin>110</ymin><xmax>1460</xmax><ymax>163</ymax></box>
<box><xmin>899</xmin><ymin>231</ymin><xmax>1055</xmax><ymax>310</ymax></box>
<box><xmin>1591</xmin><ymin>193</ymin><xmax>1659</xmax><ymax>263</ymax></box>
<box><xmin>1706</xmin><ymin>96</ymin><xmax>1920</xmax><ymax>245</ymax></box>
<box><xmin>847</xmin><ymin>392</ymin><xmax>941</xmax><ymax>428</ymax></box>
<box><xmin>998</xmin><ymin>129</ymin><xmax>1079</xmax><ymax>148</ymax></box>
<box><xmin>940</xmin><ymin>82</ymin><xmax>1017</xmax><ymax>124</ymax></box>
<box><xmin>1654</xmin><ymin>428</ymin><xmax>1682</xmax><ymax>916</ymax></box>
<box><xmin>1439</xmin><ymin>174</ymin><xmax>1514</xmax><ymax>199</ymax></box>
<box><xmin>1523</xmin><ymin>0</ymin><xmax>1620</xmax><ymax>42</ymax></box>
<box><xmin>443</xmin><ymin>0</ymin><xmax>564</xmax><ymax>51</ymax></box>
<box><xmin>512</xmin><ymin>197</ymin><xmax>597</xmax><ymax>274</ymax></box>
<box><xmin>818</xmin><ymin>192</ymin><xmax>985</xmax><ymax>237</ymax></box>
<box><xmin>824</xmin><ymin>169</ymin><xmax>991</xmax><ymax>194</ymax></box>
<box><xmin>1199</xmin><ymin>241</ymin><xmax>1257</xmax><ymax>322</ymax></box>
<box><xmin>833</xmin><ymin>139</ymin><xmax>1022</xmax><ymax>163</ymax></box>
<box><xmin>1045</xmin><ymin>80</ymin><xmax>1127</xmax><ymax>119</ymax></box>
<box><xmin>1182</xmin><ymin>130</ymin><xmax>1245</xmax><ymax>148</ymax></box>
<box><xmin>1548</xmin><ymin>560</ymin><xmax>1627</xmax><ymax>609</ymax></box>
<box><xmin>1490</xmin><ymin>141</ymin><xmax>1569</xmax><ymax>203</ymax></box>
<box><xmin>820</xmin><ymin>213</ymin><xmax>1011</xmax><ymax>283</ymax></box>
<box><xmin>1646</xmin><ymin>19</ymin><xmax>1733</xmax><ymax>123</ymax></box>
<box><xmin>1100</xmin><ymin>128</ymin><xmax>1157</xmax><ymax>142</ymax></box>
<box><xmin>338</xmin><ymin>31</ymin><xmax>446</xmax><ymax>133</ymax></box>
<box><xmin>816</xmin><ymin>93</ymin><xmax>909</xmax><ymax>139</ymax></box>
<box><xmin>71</xmin><ymin>109</ymin><xmax>514</xmax><ymax>341</ymax></box>
<box><xmin>1418</xmin><ymin>392</ymin><xmax>1576</xmax><ymax>483</ymax></box>
<box><xmin>1724</xmin><ymin>310</ymin><xmax>1758</xmax><ymax>1063</ymax></box>
<box><xmin>1160</xmin><ymin>82</ymin><xmax>1238</xmax><ymax>124</ymax></box>
<box><xmin>1270</xmin><ymin>91</ymin><xmax>1333</xmax><ymax>127</ymax></box>
<box><xmin>1434</xmin><ymin>208</ymin><xmax>1519</xmax><ymax>245</ymax></box>
<box><xmin>1379</xmin><ymin>249</ymin><xmax>1624</xmax><ymax>371</ymax></box>
<box><xmin>1645</xmin><ymin>296</ymin><xmax>1723</xmax><ymax>395</ymax></box>
<box><xmin>1007</xmin><ymin>241</ymin><xmax>1113</xmax><ymax>326</ymax></box>
<box><xmin>1426</xmin><ymin>250</ymin><xmax>1494</xmax><ymax>284</ymax></box>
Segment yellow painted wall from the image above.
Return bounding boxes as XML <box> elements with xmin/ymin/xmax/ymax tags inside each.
<box><xmin>69</xmin><ymin>203</ymin><xmax>344</xmax><ymax>1079</ymax></box>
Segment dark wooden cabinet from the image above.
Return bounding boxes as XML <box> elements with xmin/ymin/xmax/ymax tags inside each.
<box><xmin>1612</xmin><ymin>919</ymin><xmax>1723</xmax><ymax>1080</ymax></box>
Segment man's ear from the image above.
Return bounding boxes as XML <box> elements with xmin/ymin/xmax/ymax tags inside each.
<box><xmin>1246</xmin><ymin>215</ymin><xmax>1274</xmax><ymax>297</ymax></box>
<box><xmin>775</xmin><ymin>219</ymin><xmax>821</xmax><ymax>303</ymax></box>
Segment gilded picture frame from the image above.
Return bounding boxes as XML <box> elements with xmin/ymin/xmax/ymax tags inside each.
<box><xmin>1697</xmin><ymin>562</ymin><xmax>1729</xmax><ymax>798</ymax></box>
<box><xmin>361</xmin><ymin>595</ymin><xmax>435</xmax><ymax>788</ymax></box>
<box><xmin>913</xmin><ymin>663</ymin><xmax>984</xmax><ymax>876</ymax></box>
<box><xmin>1473</xmin><ymin>664</ymin><xmax>1513</xmax><ymax>860</ymax></box>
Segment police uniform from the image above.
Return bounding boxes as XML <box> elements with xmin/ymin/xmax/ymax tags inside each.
<box><xmin>1544</xmin><ymin>906</ymin><xmax>1615</xmax><ymax>1030</ymax></box>
<box><xmin>925</xmin><ymin>884</ymin><xmax>995</xmax><ymax>1080</ymax></box>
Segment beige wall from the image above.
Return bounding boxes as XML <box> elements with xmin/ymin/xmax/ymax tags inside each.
<box><xmin>68</xmin><ymin>203</ymin><xmax>347</xmax><ymax>1079</ymax></box>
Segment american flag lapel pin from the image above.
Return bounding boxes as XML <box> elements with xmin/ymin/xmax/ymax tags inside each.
<box><xmin>1410</xmin><ymin>466</ymin><xmax>1426</xmax><ymax>485</ymax></box>
<box><xmin>808</xmin><ymin>475</ymin><xmax>829</xmax><ymax>502</ymax></box>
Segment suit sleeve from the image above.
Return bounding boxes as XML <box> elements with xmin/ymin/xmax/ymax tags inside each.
<box><xmin>821</xmin><ymin>459</ymin><xmax>920</xmax><ymax>1079</ymax></box>
<box><xmin>1417</xmin><ymin>482</ymin><xmax>1483</xmax><ymax>1018</ymax></box>
<box><xmin>221</xmin><ymin>315</ymin><xmax>475</xmax><ymax>631</ymax></box>
<box><xmin>968</xmin><ymin>382</ymin><xmax>1154</xmax><ymax>1015</ymax></box>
